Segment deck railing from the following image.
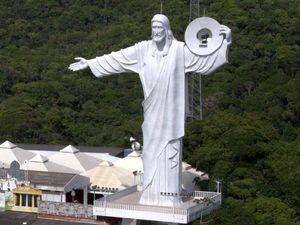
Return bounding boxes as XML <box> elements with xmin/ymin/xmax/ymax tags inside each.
<box><xmin>94</xmin><ymin>191</ymin><xmax>222</xmax><ymax>218</ymax></box>
<box><xmin>94</xmin><ymin>200</ymin><xmax>187</xmax><ymax>215</ymax></box>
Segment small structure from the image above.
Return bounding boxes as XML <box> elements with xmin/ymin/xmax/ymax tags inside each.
<box><xmin>83</xmin><ymin>161</ymin><xmax>134</xmax><ymax>191</ymax></box>
<box><xmin>11</xmin><ymin>184</ymin><xmax>41</xmax><ymax>213</ymax></box>
<box><xmin>28</xmin><ymin>171</ymin><xmax>89</xmax><ymax>204</ymax></box>
<box><xmin>83</xmin><ymin>161</ymin><xmax>135</xmax><ymax>205</ymax></box>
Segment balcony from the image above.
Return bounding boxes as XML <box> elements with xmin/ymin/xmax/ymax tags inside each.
<box><xmin>93</xmin><ymin>187</ymin><xmax>221</xmax><ymax>224</ymax></box>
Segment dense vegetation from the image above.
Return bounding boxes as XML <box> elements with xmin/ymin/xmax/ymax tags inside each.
<box><xmin>0</xmin><ymin>0</ymin><xmax>299</xmax><ymax>224</ymax></box>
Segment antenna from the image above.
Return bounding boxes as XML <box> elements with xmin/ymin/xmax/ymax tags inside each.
<box><xmin>187</xmin><ymin>0</ymin><xmax>203</xmax><ymax>120</ymax></box>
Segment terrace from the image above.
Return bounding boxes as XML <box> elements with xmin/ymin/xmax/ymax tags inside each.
<box><xmin>93</xmin><ymin>186</ymin><xmax>221</xmax><ymax>224</ymax></box>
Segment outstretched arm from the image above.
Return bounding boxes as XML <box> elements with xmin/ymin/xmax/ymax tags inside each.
<box><xmin>68</xmin><ymin>45</ymin><xmax>139</xmax><ymax>77</ymax></box>
<box><xmin>185</xmin><ymin>25</ymin><xmax>232</xmax><ymax>74</ymax></box>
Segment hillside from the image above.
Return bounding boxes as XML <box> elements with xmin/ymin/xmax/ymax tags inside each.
<box><xmin>0</xmin><ymin>0</ymin><xmax>299</xmax><ymax>224</ymax></box>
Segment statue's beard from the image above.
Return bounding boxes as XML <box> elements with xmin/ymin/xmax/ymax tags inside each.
<box><xmin>152</xmin><ymin>35</ymin><xmax>166</xmax><ymax>43</ymax></box>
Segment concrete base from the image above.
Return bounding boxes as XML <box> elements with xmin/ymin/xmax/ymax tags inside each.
<box><xmin>94</xmin><ymin>188</ymin><xmax>221</xmax><ymax>224</ymax></box>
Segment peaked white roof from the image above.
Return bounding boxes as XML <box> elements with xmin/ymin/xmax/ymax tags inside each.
<box><xmin>0</xmin><ymin>140</ymin><xmax>17</xmax><ymax>149</ymax></box>
<box><xmin>30</xmin><ymin>154</ymin><xmax>48</xmax><ymax>163</ymax></box>
<box><xmin>0</xmin><ymin>141</ymin><xmax>36</xmax><ymax>166</ymax></box>
<box><xmin>128</xmin><ymin>150</ymin><xmax>141</xmax><ymax>157</ymax></box>
<box><xmin>82</xmin><ymin>161</ymin><xmax>134</xmax><ymax>190</ymax></box>
<box><xmin>99</xmin><ymin>161</ymin><xmax>113</xmax><ymax>167</ymax></box>
<box><xmin>20</xmin><ymin>153</ymin><xmax>78</xmax><ymax>174</ymax></box>
<box><xmin>114</xmin><ymin>151</ymin><xmax>143</xmax><ymax>172</ymax></box>
<box><xmin>60</xmin><ymin>145</ymin><xmax>80</xmax><ymax>153</ymax></box>
<box><xmin>48</xmin><ymin>146</ymin><xmax>101</xmax><ymax>172</ymax></box>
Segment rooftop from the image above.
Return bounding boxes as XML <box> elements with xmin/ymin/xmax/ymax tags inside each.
<box><xmin>17</xmin><ymin>143</ymin><xmax>123</xmax><ymax>156</ymax></box>
<box><xmin>28</xmin><ymin>171</ymin><xmax>77</xmax><ymax>187</ymax></box>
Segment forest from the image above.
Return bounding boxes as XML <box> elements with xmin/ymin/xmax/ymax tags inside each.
<box><xmin>0</xmin><ymin>0</ymin><xmax>299</xmax><ymax>224</ymax></box>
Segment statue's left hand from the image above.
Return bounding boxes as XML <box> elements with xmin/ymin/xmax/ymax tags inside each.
<box><xmin>220</xmin><ymin>25</ymin><xmax>232</xmax><ymax>45</ymax></box>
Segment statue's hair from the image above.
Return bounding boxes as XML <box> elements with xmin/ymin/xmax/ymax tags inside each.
<box><xmin>151</xmin><ymin>14</ymin><xmax>174</xmax><ymax>41</ymax></box>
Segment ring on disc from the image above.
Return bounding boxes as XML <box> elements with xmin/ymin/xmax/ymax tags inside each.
<box><xmin>185</xmin><ymin>17</ymin><xmax>223</xmax><ymax>56</ymax></box>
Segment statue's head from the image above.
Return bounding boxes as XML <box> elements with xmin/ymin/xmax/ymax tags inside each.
<box><xmin>151</xmin><ymin>14</ymin><xmax>174</xmax><ymax>43</ymax></box>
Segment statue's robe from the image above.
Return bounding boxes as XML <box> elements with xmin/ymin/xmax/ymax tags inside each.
<box><xmin>87</xmin><ymin>39</ymin><xmax>229</xmax><ymax>206</ymax></box>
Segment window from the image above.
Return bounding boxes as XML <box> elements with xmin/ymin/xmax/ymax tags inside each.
<box><xmin>15</xmin><ymin>194</ymin><xmax>20</xmax><ymax>206</ymax></box>
<box><xmin>22</xmin><ymin>194</ymin><xmax>26</xmax><ymax>206</ymax></box>
<box><xmin>28</xmin><ymin>194</ymin><xmax>32</xmax><ymax>207</ymax></box>
<box><xmin>34</xmin><ymin>196</ymin><xmax>38</xmax><ymax>207</ymax></box>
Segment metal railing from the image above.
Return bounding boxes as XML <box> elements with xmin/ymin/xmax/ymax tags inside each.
<box><xmin>193</xmin><ymin>191</ymin><xmax>220</xmax><ymax>199</ymax></box>
<box><xmin>94</xmin><ymin>191</ymin><xmax>222</xmax><ymax>218</ymax></box>
<box><xmin>187</xmin><ymin>193</ymin><xmax>222</xmax><ymax>222</ymax></box>
<box><xmin>94</xmin><ymin>200</ymin><xmax>187</xmax><ymax>215</ymax></box>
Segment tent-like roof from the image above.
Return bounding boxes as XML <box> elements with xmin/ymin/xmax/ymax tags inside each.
<box><xmin>20</xmin><ymin>154</ymin><xmax>78</xmax><ymax>174</ymax></box>
<box><xmin>114</xmin><ymin>150</ymin><xmax>143</xmax><ymax>172</ymax></box>
<box><xmin>17</xmin><ymin>143</ymin><xmax>123</xmax><ymax>156</ymax></box>
<box><xmin>48</xmin><ymin>145</ymin><xmax>102</xmax><ymax>173</ymax></box>
<box><xmin>0</xmin><ymin>141</ymin><xmax>36</xmax><ymax>166</ymax></box>
<box><xmin>0</xmin><ymin>141</ymin><xmax>17</xmax><ymax>149</ymax></box>
<box><xmin>82</xmin><ymin>161</ymin><xmax>135</xmax><ymax>190</ymax></box>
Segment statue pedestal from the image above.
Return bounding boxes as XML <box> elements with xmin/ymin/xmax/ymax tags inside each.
<box><xmin>93</xmin><ymin>186</ymin><xmax>221</xmax><ymax>224</ymax></box>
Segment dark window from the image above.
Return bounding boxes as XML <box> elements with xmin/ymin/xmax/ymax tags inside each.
<box><xmin>22</xmin><ymin>194</ymin><xmax>26</xmax><ymax>206</ymax></box>
<box><xmin>15</xmin><ymin>194</ymin><xmax>20</xmax><ymax>206</ymax></box>
<box><xmin>28</xmin><ymin>194</ymin><xmax>32</xmax><ymax>207</ymax></box>
<box><xmin>34</xmin><ymin>196</ymin><xmax>38</xmax><ymax>207</ymax></box>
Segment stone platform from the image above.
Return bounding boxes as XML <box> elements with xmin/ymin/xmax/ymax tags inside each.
<box><xmin>93</xmin><ymin>186</ymin><xmax>221</xmax><ymax>224</ymax></box>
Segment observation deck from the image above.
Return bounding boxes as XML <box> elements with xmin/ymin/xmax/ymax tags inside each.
<box><xmin>93</xmin><ymin>186</ymin><xmax>221</xmax><ymax>224</ymax></box>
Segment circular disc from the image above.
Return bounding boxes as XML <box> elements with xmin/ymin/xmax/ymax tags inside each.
<box><xmin>185</xmin><ymin>17</ymin><xmax>223</xmax><ymax>56</ymax></box>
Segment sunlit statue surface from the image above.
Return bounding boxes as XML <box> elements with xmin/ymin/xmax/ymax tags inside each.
<box><xmin>69</xmin><ymin>14</ymin><xmax>232</xmax><ymax>207</ymax></box>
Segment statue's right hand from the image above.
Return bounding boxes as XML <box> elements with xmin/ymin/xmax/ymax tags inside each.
<box><xmin>68</xmin><ymin>57</ymin><xmax>88</xmax><ymax>71</ymax></box>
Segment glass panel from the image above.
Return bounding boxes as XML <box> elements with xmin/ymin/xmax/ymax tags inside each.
<box><xmin>15</xmin><ymin>194</ymin><xmax>20</xmax><ymax>206</ymax></box>
<box><xmin>28</xmin><ymin>194</ymin><xmax>32</xmax><ymax>207</ymax></box>
<box><xmin>22</xmin><ymin>194</ymin><xmax>26</xmax><ymax>207</ymax></box>
<box><xmin>34</xmin><ymin>196</ymin><xmax>38</xmax><ymax>207</ymax></box>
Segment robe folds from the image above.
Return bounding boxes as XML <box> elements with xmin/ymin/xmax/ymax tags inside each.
<box><xmin>87</xmin><ymin>39</ymin><xmax>229</xmax><ymax>206</ymax></box>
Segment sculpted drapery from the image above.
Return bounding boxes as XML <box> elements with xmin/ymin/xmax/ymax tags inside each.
<box><xmin>69</xmin><ymin>14</ymin><xmax>231</xmax><ymax>206</ymax></box>
<box><xmin>87</xmin><ymin>39</ymin><xmax>229</xmax><ymax>206</ymax></box>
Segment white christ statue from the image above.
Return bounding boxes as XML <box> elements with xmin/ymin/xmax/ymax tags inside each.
<box><xmin>69</xmin><ymin>14</ymin><xmax>232</xmax><ymax>207</ymax></box>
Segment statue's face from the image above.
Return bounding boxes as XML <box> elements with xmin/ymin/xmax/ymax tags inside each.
<box><xmin>152</xmin><ymin>21</ymin><xmax>166</xmax><ymax>43</ymax></box>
